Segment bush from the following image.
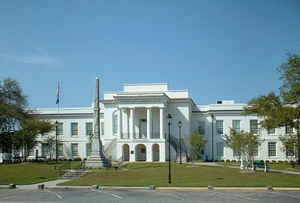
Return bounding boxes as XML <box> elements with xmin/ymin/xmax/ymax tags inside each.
<box><xmin>73</xmin><ymin>157</ymin><xmax>82</xmax><ymax>161</ymax></box>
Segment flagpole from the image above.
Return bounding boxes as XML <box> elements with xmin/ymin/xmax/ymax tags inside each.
<box><xmin>56</xmin><ymin>80</ymin><xmax>60</xmax><ymax>163</ymax></box>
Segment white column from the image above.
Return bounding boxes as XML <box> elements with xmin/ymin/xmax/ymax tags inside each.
<box><xmin>146</xmin><ymin>144</ymin><xmax>152</xmax><ymax>162</ymax></box>
<box><xmin>160</xmin><ymin>143</ymin><xmax>166</xmax><ymax>162</ymax></box>
<box><xmin>118</xmin><ymin>108</ymin><xmax>123</xmax><ymax>139</ymax></box>
<box><xmin>159</xmin><ymin>107</ymin><xmax>164</xmax><ymax>139</ymax></box>
<box><xmin>123</xmin><ymin>109</ymin><xmax>129</xmax><ymax>139</ymax></box>
<box><xmin>130</xmin><ymin>108</ymin><xmax>135</xmax><ymax>139</ymax></box>
<box><xmin>147</xmin><ymin>107</ymin><xmax>152</xmax><ymax>139</ymax></box>
<box><xmin>129</xmin><ymin>143</ymin><xmax>135</xmax><ymax>162</ymax></box>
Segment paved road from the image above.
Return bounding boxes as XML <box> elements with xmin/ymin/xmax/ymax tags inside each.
<box><xmin>0</xmin><ymin>188</ymin><xmax>300</xmax><ymax>203</ymax></box>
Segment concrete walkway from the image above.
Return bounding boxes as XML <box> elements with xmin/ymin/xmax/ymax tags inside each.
<box><xmin>17</xmin><ymin>179</ymin><xmax>72</xmax><ymax>190</ymax></box>
<box><xmin>191</xmin><ymin>162</ymin><xmax>300</xmax><ymax>175</ymax></box>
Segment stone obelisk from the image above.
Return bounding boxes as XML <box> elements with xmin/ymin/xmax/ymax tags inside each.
<box><xmin>86</xmin><ymin>77</ymin><xmax>106</xmax><ymax>168</ymax></box>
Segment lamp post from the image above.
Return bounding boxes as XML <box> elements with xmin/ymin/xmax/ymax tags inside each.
<box><xmin>167</xmin><ymin>114</ymin><xmax>172</xmax><ymax>184</ymax></box>
<box><xmin>55</xmin><ymin>121</ymin><xmax>58</xmax><ymax>163</ymax></box>
<box><xmin>178</xmin><ymin>121</ymin><xmax>182</xmax><ymax>164</ymax></box>
<box><xmin>211</xmin><ymin>114</ymin><xmax>214</xmax><ymax>161</ymax></box>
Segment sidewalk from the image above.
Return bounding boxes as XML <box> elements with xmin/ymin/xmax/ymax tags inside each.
<box><xmin>17</xmin><ymin>179</ymin><xmax>72</xmax><ymax>190</ymax></box>
<box><xmin>192</xmin><ymin>162</ymin><xmax>300</xmax><ymax>175</ymax></box>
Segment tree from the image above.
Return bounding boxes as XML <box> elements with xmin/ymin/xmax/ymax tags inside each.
<box><xmin>0</xmin><ymin>78</ymin><xmax>29</xmax><ymax>132</ymax></box>
<box><xmin>0</xmin><ymin>77</ymin><xmax>54</xmax><ymax>161</ymax></box>
<box><xmin>0</xmin><ymin>78</ymin><xmax>29</xmax><ymax>160</ymax></box>
<box><xmin>244</xmin><ymin>54</ymin><xmax>300</xmax><ymax>164</ymax></box>
<box><xmin>187</xmin><ymin>133</ymin><xmax>207</xmax><ymax>162</ymax></box>
<box><xmin>16</xmin><ymin>119</ymin><xmax>54</xmax><ymax>161</ymax></box>
<box><xmin>224</xmin><ymin>129</ymin><xmax>261</xmax><ymax>169</ymax></box>
<box><xmin>224</xmin><ymin>129</ymin><xmax>246</xmax><ymax>162</ymax></box>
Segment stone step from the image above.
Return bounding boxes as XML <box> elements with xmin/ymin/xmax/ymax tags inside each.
<box><xmin>61</xmin><ymin>170</ymin><xmax>87</xmax><ymax>179</ymax></box>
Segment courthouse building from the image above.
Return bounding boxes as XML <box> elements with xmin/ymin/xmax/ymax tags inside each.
<box><xmin>30</xmin><ymin>83</ymin><xmax>293</xmax><ymax>162</ymax></box>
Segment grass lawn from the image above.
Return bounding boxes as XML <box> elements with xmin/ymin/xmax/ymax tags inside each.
<box><xmin>60</xmin><ymin>163</ymin><xmax>300</xmax><ymax>187</ymax></box>
<box><xmin>0</xmin><ymin>161</ymin><xmax>82</xmax><ymax>185</ymax></box>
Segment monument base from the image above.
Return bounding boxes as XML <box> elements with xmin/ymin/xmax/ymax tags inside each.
<box><xmin>85</xmin><ymin>156</ymin><xmax>110</xmax><ymax>168</ymax></box>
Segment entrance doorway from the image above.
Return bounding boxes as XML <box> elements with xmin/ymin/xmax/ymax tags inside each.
<box><xmin>135</xmin><ymin>144</ymin><xmax>146</xmax><ymax>161</ymax></box>
<box><xmin>122</xmin><ymin>144</ymin><xmax>129</xmax><ymax>161</ymax></box>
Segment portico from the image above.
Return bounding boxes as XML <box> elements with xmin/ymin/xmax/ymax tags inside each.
<box><xmin>118</xmin><ymin>106</ymin><xmax>165</xmax><ymax>140</ymax></box>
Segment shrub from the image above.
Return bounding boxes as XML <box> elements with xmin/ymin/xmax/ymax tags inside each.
<box><xmin>73</xmin><ymin>157</ymin><xmax>82</xmax><ymax>161</ymax></box>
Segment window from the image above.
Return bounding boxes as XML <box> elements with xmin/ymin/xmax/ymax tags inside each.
<box><xmin>198</xmin><ymin>121</ymin><xmax>205</xmax><ymax>135</ymax></box>
<box><xmin>216</xmin><ymin>142</ymin><xmax>224</xmax><ymax>156</ymax></box>
<box><xmin>29</xmin><ymin>149</ymin><xmax>34</xmax><ymax>156</ymax></box>
<box><xmin>86</xmin><ymin>122</ymin><xmax>93</xmax><ymax>136</ymax></box>
<box><xmin>86</xmin><ymin>143</ymin><xmax>92</xmax><ymax>157</ymax></box>
<box><xmin>268</xmin><ymin>142</ymin><xmax>276</xmax><ymax>157</ymax></box>
<box><xmin>286</xmin><ymin>147</ymin><xmax>295</xmax><ymax>156</ymax></box>
<box><xmin>267</xmin><ymin>128</ymin><xmax>275</xmax><ymax>135</ymax></box>
<box><xmin>250</xmin><ymin>120</ymin><xmax>258</xmax><ymax>134</ymax></box>
<box><xmin>285</xmin><ymin>125</ymin><xmax>293</xmax><ymax>134</ymax></box>
<box><xmin>232</xmin><ymin>120</ymin><xmax>240</xmax><ymax>132</ymax></box>
<box><xmin>57</xmin><ymin>144</ymin><xmax>63</xmax><ymax>156</ymax></box>
<box><xmin>57</xmin><ymin>122</ymin><xmax>63</xmax><ymax>135</ymax></box>
<box><xmin>113</xmin><ymin>114</ymin><xmax>118</xmax><ymax>135</ymax></box>
<box><xmin>42</xmin><ymin>143</ymin><xmax>49</xmax><ymax>157</ymax></box>
<box><xmin>216</xmin><ymin>120</ymin><xmax>223</xmax><ymax>135</ymax></box>
<box><xmin>253</xmin><ymin>145</ymin><xmax>258</xmax><ymax>157</ymax></box>
<box><xmin>71</xmin><ymin>122</ymin><xmax>78</xmax><ymax>136</ymax></box>
<box><xmin>233</xmin><ymin>150</ymin><xmax>239</xmax><ymax>157</ymax></box>
<box><xmin>101</xmin><ymin>122</ymin><xmax>104</xmax><ymax>135</ymax></box>
<box><xmin>71</xmin><ymin>143</ymin><xmax>79</xmax><ymax>157</ymax></box>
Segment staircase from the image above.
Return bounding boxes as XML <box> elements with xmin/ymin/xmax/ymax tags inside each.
<box><xmin>167</xmin><ymin>134</ymin><xmax>189</xmax><ymax>161</ymax></box>
<box><xmin>61</xmin><ymin>170</ymin><xmax>87</xmax><ymax>179</ymax></box>
<box><xmin>103</xmin><ymin>138</ymin><xmax>117</xmax><ymax>161</ymax></box>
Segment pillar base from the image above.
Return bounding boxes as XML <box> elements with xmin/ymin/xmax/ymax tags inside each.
<box><xmin>85</xmin><ymin>156</ymin><xmax>110</xmax><ymax>168</ymax></box>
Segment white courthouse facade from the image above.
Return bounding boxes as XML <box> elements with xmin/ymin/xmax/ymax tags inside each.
<box><xmin>31</xmin><ymin>83</ymin><xmax>294</xmax><ymax>162</ymax></box>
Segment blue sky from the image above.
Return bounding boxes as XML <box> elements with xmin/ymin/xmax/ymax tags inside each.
<box><xmin>1</xmin><ymin>0</ymin><xmax>300</xmax><ymax>107</ymax></box>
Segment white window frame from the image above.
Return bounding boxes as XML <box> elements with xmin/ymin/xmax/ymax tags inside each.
<box><xmin>112</xmin><ymin>114</ymin><xmax>118</xmax><ymax>135</ymax></box>
<box><xmin>71</xmin><ymin>143</ymin><xmax>79</xmax><ymax>157</ymax></box>
<box><xmin>216</xmin><ymin>120</ymin><xmax>223</xmax><ymax>135</ymax></box>
<box><xmin>86</xmin><ymin>122</ymin><xmax>93</xmax><ymax>136</ymax></box>
<box><xmin>71</xmin><ymin>122</ymin><xmax>78</xmax><ymax>136</ymax></box>
<box><xmin>198</xmin><ymin>121</ymin><xmax>205</xmax><ymax>135</ymax></box>
<box><xmin>57</xmin><ymin>143</ymin><xmax>64</xmax><ymax>157</ymax></box>
<box><xmin>57</xmin><ymin>122</ymin><xmax>63</xmax><ymax>135</ymax></box>
<box><xmin>232</xmin><ymin>120</ymin><xmax>240</xmax><ymax>132</ymax></box>
<box><xmin>268</xmin><ymin>142</ymin><xmax>276</xmax><ymax>157</ymax></box>
<box><xmin>267</xmin><ymin>128</ymin><xmax>275</xmax><ymax>135</ymax></box>
<box><xmin>250</xmin><ymin>120</ymin><xmax>258</xmax><ymax>134</ymax></box>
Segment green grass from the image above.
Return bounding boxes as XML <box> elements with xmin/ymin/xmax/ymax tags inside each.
<box><xmin>60</xmin><ymin>163</ymin><xmax>300</xmax><ymax>187</ymax></box>
<box><xmin>0</xmin><ymin>163</ymin><xmax>59</xmax><ymax>185</ymax></box>
<box><xmin>0</xmin><ymin>161</ymin><xmax>82</xmax><ymax>185</ymax></box>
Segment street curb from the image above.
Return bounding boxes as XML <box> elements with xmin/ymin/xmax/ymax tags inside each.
<box><xmin>42</xmin><ymin>185</ymin><xmax>300</xmax><ymax>191</ymax></box>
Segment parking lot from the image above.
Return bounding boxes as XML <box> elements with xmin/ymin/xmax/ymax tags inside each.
<box><xmin>0</xmin><ymin>188</ymin><xmax>300</xmax><ymax>203</ymax></box>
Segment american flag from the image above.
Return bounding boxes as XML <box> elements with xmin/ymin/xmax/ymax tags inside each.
<box><xmin>56</xmin><ymin>81</ymin><xmax>60</xmax><ymax>104</ymax></box>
